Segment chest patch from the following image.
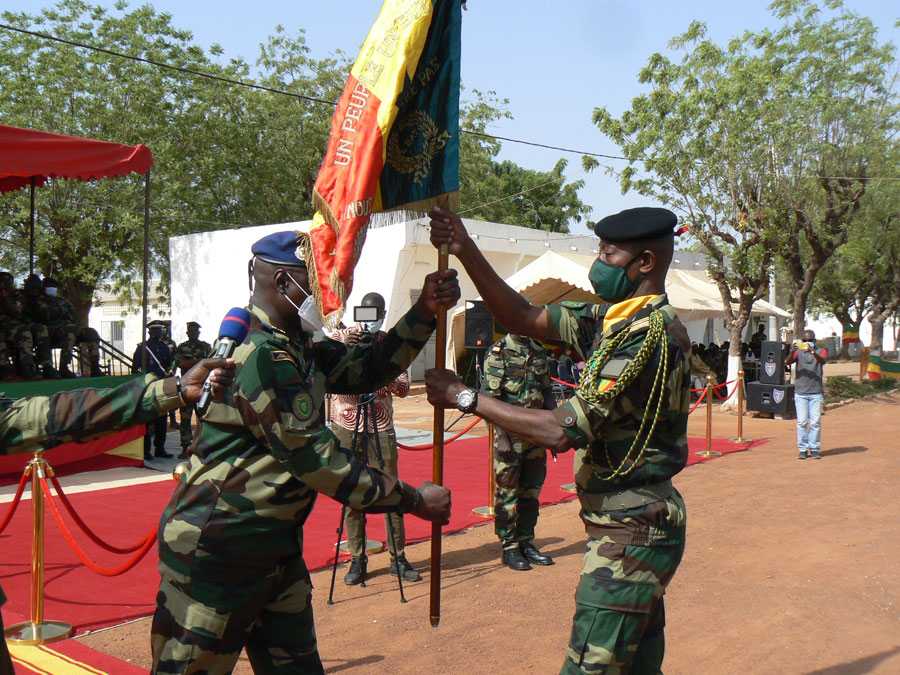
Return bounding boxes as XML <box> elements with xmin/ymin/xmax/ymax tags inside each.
<box><xmin>293</xmin><ymin>391</ymin><xmax>314</xmax><ymax>420</ymax></box>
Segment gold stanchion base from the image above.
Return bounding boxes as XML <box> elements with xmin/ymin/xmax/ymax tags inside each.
<box><xmin>560</xmin><ymin>482</ymin><xmax>577</xmax><ymax>493</ymax></box>
<box><xmin>695</xmin><ymin>450</ymin><xmax>723</xmax><ymax>457</ymax></box>
<box><xmin>728</xmin><ymin>437</ymin><xmax>752</xmax><ymax>443</ymax></box>
<box><xmin>5</xmin><ymin>620</ymin><xmax>73</xmax><ymax>645</ymax></box>
<box><xmin>337</xmin><ymin>539</ymin><xmax>383</xmax><ymax>555</ymax></box>
<box><xmin>472</xmin><ymin>505</ymin><xmax>494</xmax><ymax>518</ymax></box>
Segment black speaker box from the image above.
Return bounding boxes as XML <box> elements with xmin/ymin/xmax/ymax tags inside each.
<box><xmin>759</xmin><ymin>340</ymin><xmax>786</xmax><ymax>384</ymax></box>
<box><xmin>464</xmin><ymin>301</ymin><xmax>493</xmax><ymax>350</ymax></box>
<box><xmin>746</xmin><ymin>382</ymin><xmax>795</xmax><ymax>414</ymax></box>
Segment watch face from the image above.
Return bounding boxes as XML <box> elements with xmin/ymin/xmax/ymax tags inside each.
<box><xmin>458</xmin><ymin>390</ymin><xmax>474</xmax><ymax>408</ymax></box>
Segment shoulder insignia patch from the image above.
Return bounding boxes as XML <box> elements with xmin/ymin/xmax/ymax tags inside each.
<box><xmin>293</xmin><ymin>391</ymin><xmax>314</xmax><ymax>421</ymax></box>
<box><xmin>560</xmin><ymin>300</ymin><xmax>586</xmax><ymax>309</ymax></box>
<box><xmin>272</xmin><ymin>350</ymin><xmax>297</xmax><ymax>366</ymax></box>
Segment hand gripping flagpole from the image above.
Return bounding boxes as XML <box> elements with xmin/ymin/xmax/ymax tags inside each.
<box><xmin>430</xmin><ymin>244</ymin><xmax>449</xmax><ymax>627</ymax></box>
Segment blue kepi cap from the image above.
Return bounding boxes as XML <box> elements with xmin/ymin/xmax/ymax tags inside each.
<box><xmin>251</xmin><ymin>231</ymin><xmax>308</xmax><ymax>268</ymax></box>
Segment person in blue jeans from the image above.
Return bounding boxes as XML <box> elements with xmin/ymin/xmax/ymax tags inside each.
<box><xmin>786</xmin><ymin>329</ymin><xmax>827</xmax><ymax>459</ymax></box>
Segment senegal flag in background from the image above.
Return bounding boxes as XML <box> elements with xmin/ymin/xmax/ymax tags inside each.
<box><xmin>867</xmin><ymin>352</ymin><xmax>900</xmax><ymax>380</ymax></box>
<box><xmin>842</xmin><ymin>323</ymin><xmax>860</xmax><ymax>344</ymax></box>
<box><xmin>308</xmin><ymin>0</ymin><xmax>461</xmax><ymax>327</ymax></box>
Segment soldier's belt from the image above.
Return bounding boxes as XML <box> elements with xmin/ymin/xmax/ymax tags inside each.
<box><xmin>577</xmin><ymin>479</ymin><xmax>674</xmax><ymax>513</ymax></box>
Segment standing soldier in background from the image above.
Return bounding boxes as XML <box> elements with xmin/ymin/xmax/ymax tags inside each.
<box><xmin>18</xmin><ymin>274</ymin><xmax>58</xmax><ymax>378</ymax></box>
<box><xmin>172</xmin><ymin>321</ymin><xmax>211</xmax><ymax>458</ymax></box>
<box><xmin>1</xmin><ymin>272</ymin><xmax>38</xmax><ymax>380</ymax></box>
<box><xmin>132</xmin><ymin>320</ymin><xmax>173</xmax><ymax>460</ymax></box>
<box><xmin>483</xmin><ymin>333</ymin><xmax>555</xmax><ymax>571</ymax></box>
<box><xmin>159</xmin><ymin>320</ymin><xmax>179</xmax><ymax>429</ymax></box>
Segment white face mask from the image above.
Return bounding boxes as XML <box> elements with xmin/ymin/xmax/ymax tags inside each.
<box><xmin>362</xmin><ymin>318</ymin><xmax>384</xmax><ymax>333</ymax></box>
<box><xmin>282</xmin><ymin>272</ymin><xmax>323</xmax><ymax>333</ymax></box>
<box><xmin>45</xmin><ymin>287</ymin><xmax>58</xmax><ymax>296</ymax></box>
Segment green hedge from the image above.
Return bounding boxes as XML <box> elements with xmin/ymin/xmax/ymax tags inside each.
<box><xmin>825</xmin><ymin>375</ymin><xmax>898</xmax><ymax>403</ymax></box>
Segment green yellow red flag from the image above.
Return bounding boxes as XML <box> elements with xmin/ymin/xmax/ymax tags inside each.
<box><xmin>867</xmin><ymin>352</ymin><xmax>900</xmax><ymax>380</ymax></box>
<box><xmin>307</xmin><ymin>0</ymin><xmax>461</xmax><ymax>327</ymax></box>
<box><xmin>842</xmin><ymin>322</ymin><xmax>860</xmax><ymax>344</ymax></box>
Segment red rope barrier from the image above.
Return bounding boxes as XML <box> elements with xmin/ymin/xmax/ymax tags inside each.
<box><xmin>551</xmin><ymin>376</ymin><xmax>578</xmax><ymax>388</ymax></box>
<box><xmin>688</xmin><ymin>388</ymin><xmax>707</xmax><ymax>415</ymax></box>
<box><xmin>40</xmin><ymin>477</ymin><xmax>156</xmax><ymax>577</ymax></box>
<box><xmin>397</xmin><ymin>417</ymin><xmax>482</xmax><ymax>451</ymax></box>
<box><xmin>0</xmin><ymin>471</ymin><xmax>29</xmax><ymax>536</ymax></box>
<box><xmin>48</xmin><ymin>474</ymin><xmax>149</xmax><ymax>554</ymax></box>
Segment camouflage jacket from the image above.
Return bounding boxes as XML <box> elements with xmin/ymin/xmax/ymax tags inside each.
<box><xmin>23</xmin><ymin>294</ymin><xmax>78</xmax><ymax>326</ymax></box>
<box><xmin>0</xmin><ymin>290</ymin><xmax>24</xmax><ymax>326</ymax></box>
<box><xmin>547</xmin><ymin>294</ymin><xmax>691</xmax><ymax>493</ymax></box>
<box><xmin>173</xmin><ymin>339</ymin><xmax>212</xmax><ymax>369</ymax></box>
<box><xmin>482</xmin><ymin>333</ymin><xmax>550</xmax><ymax>409</ymax></box>
<box><xmin>157</xmin><ymin>303</ymin><xmax>435</xmax><ymax>583</ymax></box>
<box><xmin>0</xmin><ymin>374</ymin><xmax>182</xmax><ymax>455</ymax></box>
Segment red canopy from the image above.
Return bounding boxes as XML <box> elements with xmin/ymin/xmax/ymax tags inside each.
<box><xmin>0</xmin><ymin>124</ymin><xmax>153</xmax><ymax>194</ymax></box>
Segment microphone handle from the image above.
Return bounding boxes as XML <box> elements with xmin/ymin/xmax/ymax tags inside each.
<box><xmin>197</xmin><ymin>339</ymin><xmax>235</xmax><ymax>415</ymax></box>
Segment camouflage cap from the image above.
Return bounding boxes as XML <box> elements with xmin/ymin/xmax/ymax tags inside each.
<box><xmin>251</xmin><ymin>231</ymin><xmax>308</xmax><ymax>268</ymax></box>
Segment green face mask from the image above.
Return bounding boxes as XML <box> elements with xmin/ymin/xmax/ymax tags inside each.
<box><xmin>589</xmin><ymin>254</ymin><xmax>644</xmax><ymax>303</ymax></box>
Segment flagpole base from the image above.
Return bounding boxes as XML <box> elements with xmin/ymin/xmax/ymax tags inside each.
<box><xmin>337</xmin><ymin>539</ymin><xmax>383</xmax><ymax>555</ymax></box>
<box><xmin>728</xmin><ymin>437</ymin><xmax>752</xmax><ymax>443</ymax></box>
<box><xmin>560</xmin><ymin>482</ymin><xmax>577</xmax><ymax>493</ymax></box>
<box><xmin>5</xmin><ymin>620</ymin><xmax>73</xmax><ymax>646</ymax></box>
<box><xmin>472</xmin><ymin>506</ymin><xmax>494</xmax><ymax>518</ymax></box>
<box><xmin>695</xmin><ymin>450</ymin><xmax>723</xmax><ymax>458</ymax></box>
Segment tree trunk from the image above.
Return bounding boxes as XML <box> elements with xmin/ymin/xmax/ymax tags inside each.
<box><xmin>721</xmin><ymin>322</ymin><xmax>745</xmax><ymax>412</ymax></box>
<box><xmin>869</xmin><ymin>315</ymin><xmax>884</xmax><ymax>355</ymax></box>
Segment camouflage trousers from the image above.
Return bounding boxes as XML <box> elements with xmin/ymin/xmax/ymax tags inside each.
<box><xmin>151</xmin><ymin>556</ymin><xmax>323</xmax><ymax>674</ymax></box>
<box><xmin>179</xmin><ymin>404</ymin><xmax>197</xmax><ymax>450</ymax></box>
<box><xmin>332</xmin><ymin>425</ymin><xmax>406</xmax><ymax>557</ymax></box>
<box><xmin>493</xmin><ymin>428</ymin><xmax>547</xmax><ymax>550</ymax></box>
<box><xmin>27</xmin><ymin>323</ymin><xmax>52</xmax><ymax>367</ymax></box>
<box><xmin>562</xmin><ymin>494</ymin><xmax>687</xmax><ymax>674</ymax></box>
<box><xmin>0</xmin><ymin>321</ymin><xmax>35</xmax><ymax>370</ymax></box>
<box><xmin>47</xmin><ymin>322</ymin><xmax>77</xmax><ymax>364</ymax></box>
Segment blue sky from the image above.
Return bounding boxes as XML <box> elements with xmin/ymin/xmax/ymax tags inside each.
<box><xmin>4</xmin><ymin>1</ymin><xmax>899</xmax><ymax>234</ymax></box>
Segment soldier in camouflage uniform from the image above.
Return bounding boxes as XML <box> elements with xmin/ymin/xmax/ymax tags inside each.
<box><xmin>483</xmin><ymin>333</ymin><xmax>555</xmax><ymax>571</ymax></box>
<box><xmin>41</xmin><ymin>277</ymin><xmax>104</xmax><ymax>377</ymax></box>
<box><xmin>0</xmin><ymin>356</ymin><xmax>235</xmax><ymax>675</ymax></box>
<box><xmin>426</xmin><ymin>206</ymin><xmax>691</xmax><ymax>674</ymax></box>
<box><xmin>172</xmin><ymin>321</ymin><xmax>211</xmax><ymax>458</ymax></box>
<box><xmin>19</xmin><ymin>274</ymin><xmax>59</xmax><ymax>378</ymax></box>
<box><xmin>0</xmin><ymin>271</ymin><xmax>39</xmax><ymax>380</ymax></box>
<box><xmin>150</xmin><ymin>231</ymin><xmax>458</xmax><ymax>675</ymax></box>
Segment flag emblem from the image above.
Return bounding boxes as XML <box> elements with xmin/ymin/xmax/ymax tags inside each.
<box><xmin>773</xmin><ymin>389</ymin><xmax>784</xmax><ymax>404</ymax></box>
<box><xmin>764</xmin><ymin>362</ymin><xmax>776</xmax><ymax>377</ymax></box>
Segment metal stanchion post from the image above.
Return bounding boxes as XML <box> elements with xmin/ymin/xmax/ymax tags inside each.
<box><xmin>472</xmin><ymin>423</ymin><xmax>495</xmax><ymax>517</ymax></box>
<box><xmin>5</xmin><ymin>455</ymin><xmax>73</xmax><ymax>645</ymax></box>
<box><xmin>695</xmin><ymin>375</ymin><xmax>722</xmax><ymax>458</ymax></box>
<box><xmin>729</xmin><ymin>370</ymin><xmax>752</xmax><ymax>443</ymax></box>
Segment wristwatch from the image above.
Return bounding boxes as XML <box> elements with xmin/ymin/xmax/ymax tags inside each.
<box><xmin>455</xmin><ymin>388</ymin><xmax>478</xmax><ymax>414</ymax></box>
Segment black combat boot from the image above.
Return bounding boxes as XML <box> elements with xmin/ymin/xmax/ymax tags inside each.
<box><xmin>520</xmin><ymin>541</ymin><xmax>554</xmax><ymax>566</ymax></box>
<box><xmin>501</xmin><ymin>547</ymin><xmax>532</xmax><ymax>571</ymax></box>
<box><xmin>42</xmin><ymin>364</ymin><xmax>61</xmax><ymax>379</ymax></box>
<box><xmin>390</xmin><ymin>555</ymin><xmax>422</xmax><ymax>582</ymax></box>
<box><xmin>344</xmin><ymin>556</ymin><xmax>367</xmax><ymax>586</ymax></box>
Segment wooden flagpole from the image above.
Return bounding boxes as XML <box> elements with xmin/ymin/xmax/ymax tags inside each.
<box><xmin>429</xmin><ymin>244</ymin><xmax>449</xmax><ymax>627</ymax></box>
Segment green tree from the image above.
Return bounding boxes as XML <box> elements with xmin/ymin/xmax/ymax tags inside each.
<box><xmin>593</xmin><ymin>0</ymin><xmax>898</xmax><ymax>394</ymax></box>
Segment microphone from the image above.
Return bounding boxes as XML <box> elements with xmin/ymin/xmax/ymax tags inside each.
<box><xmin>197</xmin><ymin>307</ymin><xmax>251</xmax><ymax>416</ymax></box>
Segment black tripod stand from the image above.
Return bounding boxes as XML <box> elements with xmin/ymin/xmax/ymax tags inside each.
<box><xmin>328</xmin><ymin>392</ymin><xmax>407</xmax><ymax>604</ymax></box>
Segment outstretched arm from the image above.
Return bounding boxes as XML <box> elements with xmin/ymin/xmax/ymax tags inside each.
<box><xmin>429</xmin><ymin>207</ymin><xmax>551</xmax><ymax>341</ymax></box>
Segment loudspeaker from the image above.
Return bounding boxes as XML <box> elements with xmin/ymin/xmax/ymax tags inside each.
<box><xmin>746</xmin><ymin>382</ymin><xmax>795</xmax><ymax>414</ymax></box>
<box><xmin>759</xmin><ymin>340</ymin><xmax>786</xmax><ymax>384</ymax></box>
<box><xmin>464</xmin><ymin>301</ymin><xmax>493</xmax><ymax>350</ymax></box>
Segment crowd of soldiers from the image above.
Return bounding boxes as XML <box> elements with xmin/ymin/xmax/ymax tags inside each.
<box><xmin>0</xmin><ymin>272</ymin><xmax>103</xmax><ymax>381</ymax></box>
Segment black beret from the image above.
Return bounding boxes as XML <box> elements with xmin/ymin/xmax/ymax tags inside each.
<box><xmin>593</xmin><ymin>207</ymin><xmax>678</xmax><ymax>242</ymax></box>
<box><xmin>251</xmin><ymin>231</ymin><xmax>308</xmax><ymax>268</ymax></box>
<box><xmin>42</xmin><ymin>277</ymin><xmax>60</xmax><ymax>288</ymax></box>
<box><xmin>186</xmin><ymin>321</ymin><xmax>201</xmax><ymax>329</ymax></box>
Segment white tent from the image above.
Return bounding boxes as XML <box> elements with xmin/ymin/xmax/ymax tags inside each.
<box><xmin>446</xmin><ymin>250</ymin><xmax>790</xmax><ymax>368</ymax></box>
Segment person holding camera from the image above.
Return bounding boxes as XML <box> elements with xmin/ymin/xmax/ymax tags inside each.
<box><xmin>330</xmin><ymin>292</ymin><xmax>421</xmax><ymax>585</ymax></box>
<box><xmin>786</xmin><ymin>329</ymin><xmax>828</xmax><ymax>459</ymax></box>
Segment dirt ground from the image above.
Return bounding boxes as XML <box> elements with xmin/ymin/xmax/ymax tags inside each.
<box><xmin>78</xmin><ymin>362</ymin><xmax>900</xmax><ymax>674</ymax></box>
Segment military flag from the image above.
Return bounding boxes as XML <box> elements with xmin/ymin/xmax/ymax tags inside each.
<box><xmin>308</xmin><ymin>0</ymin><xmax>462</xmax><ymax>327</ymax></box>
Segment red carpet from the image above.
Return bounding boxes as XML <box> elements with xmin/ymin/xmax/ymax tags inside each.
<box><xmin>9</xmin><ymin>639</ymin><xmax>146</xmax><ymax>674</ymax></box>
<box><xmin>0</xmin><ymin>434</ymin><xmax>764</xmax><ymax>633</ymax></box>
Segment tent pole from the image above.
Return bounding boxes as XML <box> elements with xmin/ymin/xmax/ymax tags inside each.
<box><xmin>29</xmin><ymin>176</ymin><xmax>35</xmax><ymax>276</ymax></box>
<box><xmin>141</xmin><ymin>168</ymin><xmax>150</xmax><ymax>371</ymax></box>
